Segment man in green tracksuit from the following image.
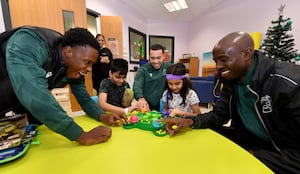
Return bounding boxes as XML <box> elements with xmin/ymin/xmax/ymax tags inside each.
<box><xmin>0</xmin><ymin>26</ymin><xmax>127</xmax><ymax>145</ymax></box>
<box><xmin>133</xmin><ymin>44</ymin><xmax>172</xmax><ymax>111</ymax></box>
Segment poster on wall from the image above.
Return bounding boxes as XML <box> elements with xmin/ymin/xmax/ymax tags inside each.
<box><xmin>202</xmin><ymin>51</ymin><xmax>216</xmax><ymax>77</ymax></box>
<box><xmin>129</xmin><ymin>27</ymin><xmax>146</xmax><ymax>64</ymax></box>
<box><xmin>249</xmin><ymin>32</ymin><xmax>262</xmax><ymax>50</ymax></box>
<box><xmin>108</xmin><ymin>37</ymin><xmax>119</xmax><ymax>56</ymax></box>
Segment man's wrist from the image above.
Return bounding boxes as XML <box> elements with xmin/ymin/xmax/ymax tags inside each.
<box><xmin>184</xmin><ymin>116</ymin><xmax>199</xmax><ymax>128</ymax></box>
<box><xmin>76</xmin><ymin>131</ymin><xmax>86</xmax><ymax>144</ymax></box>
<box><xmin>99</xmin><ymin>114</ymin><xmax>105</xmax><ymax>121</ymax></box>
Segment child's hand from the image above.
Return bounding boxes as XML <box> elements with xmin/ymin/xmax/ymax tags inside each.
<box><xmin>99</xmin><ymin>112</ymin><xmax>128</xmax><ymax>126</ymax></box>
<box><xmin>128</xmin><ymin>105</ymin><xmax>137</xmax><ymax>113</ymax></box>
<box><xmin>168</xmin><ymin>108</ymin><xmax>184</xmax><ymax>117</ymax></box>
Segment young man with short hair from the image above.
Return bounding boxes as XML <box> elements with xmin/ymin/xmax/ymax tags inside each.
<box><xmin>133</xmin><ymin>44</ymin><xmax>172</xmax><ymax>111</ymax></box>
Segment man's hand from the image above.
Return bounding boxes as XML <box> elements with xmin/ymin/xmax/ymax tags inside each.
<box><xmin>99</xmin><ymin>112</ymin><xmax>128</xmax><ymax>126</ymax></box>
<box><xmin>137</xmin><ymin>97</ymin><xmax>150</xmax><ymax>111</ymax></box>
<box><xmin>76</xmin><ymin>125</ymin><xmax>112</xmax><ymax>145</ymax></box>
<box><xmin>158</xmin><ymin>118</ymin><xmax>193</xmax><ymax>136</ymax></box>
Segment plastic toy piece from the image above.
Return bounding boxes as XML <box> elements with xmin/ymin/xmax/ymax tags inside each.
<box><xmin>172</xmin><ymin>125</ymin><xmax>178</xmax><ymax>130</ymax></box>
<box><xmin>152</xmin><ymin>120</ymin><xmax>163</xmax><ymax>129</ymax></box>
<box><xmin>140</xmin><ymin>108</ymin><xmax>148</xmax><ymax>114</ymax></box>
<box><xmin>129</xmin><ymin>115</ymin><xmax>139</xmax><ymax>123</ymax></box>
<box><xmin>161</xmin><ymin>110</ymin><xmax>169</xmax><ymax>118</ymax></box>
<box><xmin>123</xmin><ymin>111</ymin><xmax>167</xmax><ymax>137</ymax></box>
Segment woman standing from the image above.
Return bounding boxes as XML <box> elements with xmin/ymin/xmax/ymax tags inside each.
<box><xmin>92</xmin><ymin>34</ymin><xmax>113</xmax><ymax>94</ymax></box>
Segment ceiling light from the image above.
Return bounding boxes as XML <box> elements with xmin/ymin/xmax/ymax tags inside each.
<box><xmin>177</xmin><ymin>0</ymin><xmax>188</xmax><ymax>9</ymax></box>
<box><xmin>163</xmin><ymin>0</ymin><xmax>189</xmax><ymax>12</ymax></box>
<box><xmin>164</xmin><ymin>2</ymin><xmax>176</xmax><ymax>12</ymax></box>
<box><xmin>171</xmin><ymin>1</ymin><xmax>180</xmax><ymax>10</ymax></box>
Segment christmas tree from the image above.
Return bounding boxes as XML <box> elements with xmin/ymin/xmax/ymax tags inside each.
<box><xmin>260</xmin><ymin>4</ymin><xmax>299</xmax><ymax>62</ymax></box>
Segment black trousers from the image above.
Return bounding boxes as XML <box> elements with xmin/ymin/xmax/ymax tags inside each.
<box><xmin>212</xmin><ymin>126</ymin><xmax>300</xmax><ymax>174</ymax></box>
<box><xmin>0</xmin><ymin>54</ymin><xmax>20</xmax><ymax>115</ymax></box>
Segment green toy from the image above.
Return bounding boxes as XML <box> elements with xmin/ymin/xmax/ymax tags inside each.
<box><xmin>123</xmin><ymin>111</ymin><xmax>167</xmax><ymax>137</ymax></box>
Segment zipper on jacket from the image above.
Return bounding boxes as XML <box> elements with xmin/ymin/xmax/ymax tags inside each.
<box><xmin>229</xmin><ymin>95</ymin><xmax>232</xmax><ymax>120</ymax></box>
<box><xmin>213</xmin><ymin>79</ymin><xmax>233</xmax><ymax>121</ymax></box>
<box><xmin>247</xmin><ymin>85</ymin><xmax>281</xmax><ymax>152</ymax></box>
<box><xmin>213</xmin><ymin>78</ymin><xmax>221</xmax><ymax>99</ymax></box>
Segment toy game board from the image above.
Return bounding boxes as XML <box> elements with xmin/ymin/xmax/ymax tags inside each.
<box><xmin>123</xmin><ymin>110</ymin><xmax>169</xmax><ymax>137</ymax></box>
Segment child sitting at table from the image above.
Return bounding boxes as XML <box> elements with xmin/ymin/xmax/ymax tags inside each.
<box><xmin>98</xmin><ymin>58</ymin><xmax>137</xmax><ymax>115</ymax></box>
<box><xmin>162</xmin><ymin>63</ymin><xmax>201</xmax><ymax>117</ymax></box>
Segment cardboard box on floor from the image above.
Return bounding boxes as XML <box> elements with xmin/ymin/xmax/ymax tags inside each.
<box><xmin>51</xmin><ymin>88</ymin><xmax>72</xmax><ymax>116</ymax></box>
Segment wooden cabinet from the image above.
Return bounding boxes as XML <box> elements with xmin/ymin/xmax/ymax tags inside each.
<box><xmin>100</xmin><ymin>16</ymin><xmax>123</xmax><ymax>58</ymax></box>
<box><xmin>179</xmin><ymin>57</ymin><xmax>199</xmax><ymax>77</ymax></box>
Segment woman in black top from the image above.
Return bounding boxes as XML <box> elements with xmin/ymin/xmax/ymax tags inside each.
<box><xmin>92</xmin><ymin>34</ymin><xmax>113</xmax><ymax>94</ymax></box>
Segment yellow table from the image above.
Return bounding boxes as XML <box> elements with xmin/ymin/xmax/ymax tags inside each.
<box><xmin>1</xmin><ymin>116</ymin><xmax>273</xmax><ymax>174</ymax></box>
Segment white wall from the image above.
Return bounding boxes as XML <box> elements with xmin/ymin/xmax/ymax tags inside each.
<box><xmin>86</xmin><ymin>0</ymin><xmax>190</xmax><ymax>66</ymax></box>
<box><xmin>147</xmin><ymin>19</ymin><xmax>190</xmax><ymax>63</ymax></box>
<box><xmin>86</xmin><ymin>0</ymin><xmax>148</xmax><ymax>70</ymax></box>
<box><xmin>87</xmin><ymin>0</ymin><xmax>300</xmax><ymax>75</ymax></box>
<box><xmin>2</xmin><ymin>0</ymin><xmax>299</xmax><ymax>74</ymax></box>
<box><xmin>0</xmin><ymin>2</ymin><xmax>5</xmax><ymax>32</ymax></box>
<box><xmin>188</xmin><ymin>0</ymin><xmax>300</xmax><ymax>75</ymax></box>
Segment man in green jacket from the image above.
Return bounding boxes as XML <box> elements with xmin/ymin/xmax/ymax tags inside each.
<box><xmin>0</xmin><ymin>26</ymin><xmax>127</xmax><ymax>146</ymax></box>
<box><xmin>133</xmin><ymin>44</ymin><xmax>172</xmax><ymax>111</ymax></box>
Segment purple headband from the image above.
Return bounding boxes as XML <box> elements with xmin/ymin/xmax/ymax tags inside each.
<box><xmin>166</xmin><ymin>74</ymin><xmax>186</xmax><ymax>80</ymax></box>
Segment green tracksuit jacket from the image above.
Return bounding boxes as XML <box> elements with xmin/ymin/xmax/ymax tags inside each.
<box><xmin>3</xmin><ymin>28</ymin><xmax>104</xmax><ymax>141</ymax></box>
<box><xmin>133</xmin><ymin>62</ymin><xmax>172</xmax><ymax>110</ymax></box>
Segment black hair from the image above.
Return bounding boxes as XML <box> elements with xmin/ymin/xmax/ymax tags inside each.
<box><xmin>110</xmin><ymin>58</ymin><xmax>128</xmax><ymax>75</ymax></box>
<box><xmin>150</xmin><ymin>44</ymin><xmax>165</xmax><ymax>53</ymax></box>
<box><xmin>165</xmin><ymin>62</ymin><xmax>193</xmax><ymax>106</ymax></box>
<box><xmin>61</xmin><ymin>28</ymin><xmax>100</xmax><ymax>51</ymax></box>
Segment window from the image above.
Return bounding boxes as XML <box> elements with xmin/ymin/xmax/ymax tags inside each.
<box><xmin>87</xmin><ymin>9</ymin><xmax>100</xmax><ymax>37</ymax></box>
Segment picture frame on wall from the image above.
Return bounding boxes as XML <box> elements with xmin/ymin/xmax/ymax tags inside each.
<box><xmin>129</xmin><ymin>27</ymin><xmax>147</xmax><ymax>64</ymax></box>
<box><xmin>202</xmin><ymin>51</ymin><xmax>217</xmax><ymax>76</ymax></box>
<box><xmin>149</xmin><ymin>35</ymin><xmax>174</xmax><ymax>63</ymax></box>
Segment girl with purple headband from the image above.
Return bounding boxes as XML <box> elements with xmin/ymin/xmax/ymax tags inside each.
<box><xmin>162</xmin><ymin>63</ymin><xmax>201</xmax><ymax>117</ymax></box>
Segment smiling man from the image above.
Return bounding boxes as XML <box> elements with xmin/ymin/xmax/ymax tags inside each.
<box><xmin>161</xmin><ymin>32</ymin><xmax>300</xmax><ymax>173</ymax></box>
<box><xmin>0</xmin><ymin>26</ymin><xmax>127</xmax><ymax>146</ymax></box>
<box><xmin>133</xmin><ymin>44</ymin><xmax>172</xmax><ymax>111</ymax></box>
